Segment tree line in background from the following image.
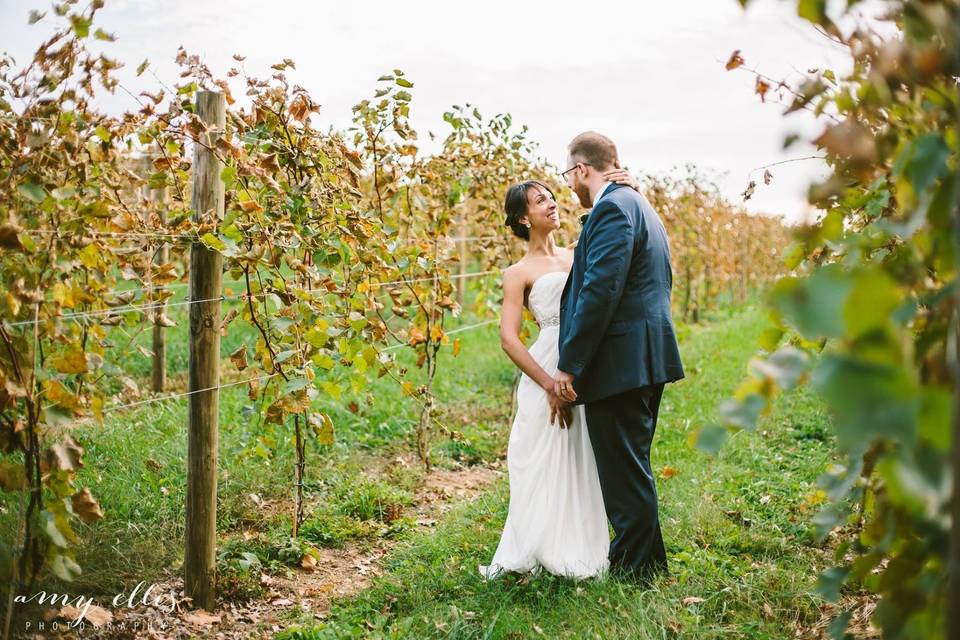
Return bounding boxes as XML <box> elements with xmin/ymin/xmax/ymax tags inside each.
<box><xmin>0</xmin><ymin>1</ymin><xmax>787</xmax><ymax>626</ymax></box>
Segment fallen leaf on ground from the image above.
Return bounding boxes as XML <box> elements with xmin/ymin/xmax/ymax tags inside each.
<box><xmin>184</xmin><ymin>610</ymin><xmax>221</xmax><ymax>625</ymax></box>
<box><xmin>58</xmin><ymin>604</ymin><xmax>113</xmax><ymax>627</ymax></box>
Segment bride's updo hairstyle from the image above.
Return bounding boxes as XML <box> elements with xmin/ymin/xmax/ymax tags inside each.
<box><xmin>504</xmin><ymin>180</ymin><xmax>556</xmax><ymax>242</ymax></box>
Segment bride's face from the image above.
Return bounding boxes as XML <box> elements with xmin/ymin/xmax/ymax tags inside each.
<box><xmin>523</xmin><ymin>185</ymin><xmax>560</xmax><ymax>234</ymax></box>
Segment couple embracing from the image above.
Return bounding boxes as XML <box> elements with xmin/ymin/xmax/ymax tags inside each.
<box><xmin>480</xmin><ymin>132</ymin><xmax>685</xmax><ymax>582</ymax></box>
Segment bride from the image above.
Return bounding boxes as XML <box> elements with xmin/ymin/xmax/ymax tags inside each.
<box><xmin>479</xmin><ymin>169</ymin><xmax>642</xmax><ymax>580</ymax></box>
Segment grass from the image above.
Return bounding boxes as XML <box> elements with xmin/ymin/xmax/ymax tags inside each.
<box><xmin>2</xmin><ymin>302</ymin><xmax>837</xmax><ymax>639</ymax></box>
<box><xmin>1</xmin><ymin>294</ymin><xmax>510</xmax><ymax>600</ymax></box>
<box><xmin>278</xmin><ymin>308</ymin><xmax>837</xmax><ymax>639</ymax></box>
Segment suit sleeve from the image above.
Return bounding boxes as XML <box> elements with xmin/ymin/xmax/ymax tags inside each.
<box><xmin>558</xmin><ymin>200</ymin><xmax>634</xmax><ymax>377</ymax></box>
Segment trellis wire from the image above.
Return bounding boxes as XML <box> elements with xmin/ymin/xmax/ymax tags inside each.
<box><xmin>381</xmin><ymin>318</ymin><xmax>499</xmax><ymax>352</ymax></box>
<box><xmin>17</xmin><ymin>270</ymin><xmax>501</xmax><ymax>326</ymax></box>
<box><xmin>23</xmin><ymin>228</ymin><xmax>503</xmax><ymax>243</ymax></box>
<box><xmin>97</xmin><ymin>317</ymin><xmax>499</xmax><ymax>413</ymax></box>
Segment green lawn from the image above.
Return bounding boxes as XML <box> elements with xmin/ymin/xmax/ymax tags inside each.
<box><xmin>3</xmin><ymin>305</ymin><xmax>837</xmax><ymax>639</ymax></box>
<box><xmin>1</xmin><ymin>296</ymin><xmax>512</xmax><ymax>600</ymax></box>
<box><xmin>281</xmin><ymin>309</ymin><xmax>836</xmax><ymax>639</ymax></box>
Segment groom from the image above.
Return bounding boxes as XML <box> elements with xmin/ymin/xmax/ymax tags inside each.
<box><xmin>555</xmin><ymin>131</ymin><xmax>684</xmax><ymax>579</ymax></box>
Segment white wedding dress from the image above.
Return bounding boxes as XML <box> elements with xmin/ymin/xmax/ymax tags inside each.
<box><xmin>480</xmin><ymin>270</ymin><xmax>610</xmax><ymax>580</ymax></box>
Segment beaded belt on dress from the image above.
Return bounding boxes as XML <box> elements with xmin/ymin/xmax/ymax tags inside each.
<box><xmin>539</xmin><ymin>316</ymin><xmax>560</xmax><ymax>328</ymax></box>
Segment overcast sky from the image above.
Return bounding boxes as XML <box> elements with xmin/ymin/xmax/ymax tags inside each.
<box><xmin>1</xmin><ymin>0</ymin><xmax>887</xmax><ymax>222</ymax></box>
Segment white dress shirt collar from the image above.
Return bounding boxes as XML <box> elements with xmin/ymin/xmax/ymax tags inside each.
<box><xmin>593</xmin><ymin>181</ymin><xmax>613</xmax><ymax>207</ymax></box>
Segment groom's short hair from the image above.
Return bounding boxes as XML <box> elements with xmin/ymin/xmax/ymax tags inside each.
<box><xmin>568</xmin><ymin>132</ymin><xmax>618</xmax><ymax>171</ymax></box>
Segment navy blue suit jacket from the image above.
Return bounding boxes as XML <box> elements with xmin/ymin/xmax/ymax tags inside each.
<box><xmin>558</xmin><ymin>183</ymin><xmax>684</xmax><ymax>404</ymax></box>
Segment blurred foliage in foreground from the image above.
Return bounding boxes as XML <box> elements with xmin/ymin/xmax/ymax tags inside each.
<box><xmin>706</xmin><ymin>1</ymin><xmax>958</xmax><ymax>637</ymax></box>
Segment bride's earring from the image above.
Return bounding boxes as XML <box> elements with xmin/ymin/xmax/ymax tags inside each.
<box><xmin>524</xmin><ymin>222</ymin><xmax>531</xmax><ymax>228</ymax></box>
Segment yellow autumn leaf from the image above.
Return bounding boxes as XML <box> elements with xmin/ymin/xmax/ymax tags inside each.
<box><xmin>52</xmin><ymin>283</ymin><xmax>75</xmax><ymax>308</ymax></box>
<box><xmin>91</xmin><ymin>395</ymin><xmax>104</xmax><ymax>424</ymax></box>
<box><xmin>45</xmin><ymin>379</ymin><xmax>81</xmax><ymax>410</ymax></box>
<box><xmin>52</xmin><ymin>349</ymin><xmax>88</xmax><ymax>374</ymax></box>
<box><xmin>78</xmin><ymin>244</ymin><xmax>100</xmax><ymax>269</ymax></box>
<box><xmin>320</xmin><ymin>381</ymin><xmax>342</xmax><ymax>400</ymax></box>
<box><xmin>310</xmin><ymin>413</ymin><xmax>334</xmax><ymax>445</ymax></box>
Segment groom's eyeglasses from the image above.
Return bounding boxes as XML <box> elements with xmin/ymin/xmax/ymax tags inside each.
<box><xmin>560</xmin><ymin>162</ymin><xmax>590</xmax><ymax>179</ymax></box>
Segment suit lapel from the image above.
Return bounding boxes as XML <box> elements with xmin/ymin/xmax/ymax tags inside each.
<box><xmin>565</xmin><ymin>184</ymin><xmax>627</xmax><ymax>315</ymax></box>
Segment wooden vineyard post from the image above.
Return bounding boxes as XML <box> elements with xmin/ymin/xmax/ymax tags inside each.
<box><xmin>184</xmin><ymin>90</ymin><xmax>225</xmax><ymax>611</ymax></box>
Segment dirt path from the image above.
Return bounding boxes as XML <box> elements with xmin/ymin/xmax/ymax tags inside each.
<box><xmin>35</xmin><ymin>460</ymin><xmax>500</xmax><ymax>640</ymax></box>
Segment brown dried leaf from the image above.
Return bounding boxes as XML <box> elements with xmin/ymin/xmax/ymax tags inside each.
<box><xmin>344</xmin><ymin>148</ymin><xmax>363</xmax><ymax>169</ymax></box>
<box><xmin>725</xmin><ymin>50</ymin><xmax>745</xmax><ymax>71</ymax></box>
<box><xmin>58</xmin><ymin>604</ymin><xmax>113</xmax><ymax>627</ymax></box>
<box><xmin>121</xmin><ymin>376</ymin><xmax>140</xmax><ymax>397</ymax></box>
<box><xmin>814</xmin><ymin>119</ymin><xmax>876</xmax><ymax>162</ymax></box>
<box><xmin>247</xmin><ymin>377</ymin><xmax>262</xmax><ymax>401</ymax></box>
<box><xmin>220</xmin><ymin>307</ymin><xmax>239</xmax><ymax>335</ymax></box>
<box><xmin>408</xmin><ymin>327</ymin><xmax>426</xmax><ymax>347</ymax></box>
<box><xmin>71</xmin><ymin>487</ymin><xmax>104</xmax><ymax>523</ymax></box>
<box><xmin>755</xmin><ymin>76</ymin><xmax>770</xmax><ymax>102</ymax></box>
<box><xmin>230</xmin><ymin>345</ymin><xmax>249</xmax><ymax>371</ymax></box>
<box><xmin>0</xmin><ymin>224</ymin><xmax>24</xmax><ymax>251</ymax></box>
<box><xmin>152</xmin><ymin>156</ymin><xmax>176</xmax><ymax>171</ymax></box>
<box><xmin>184</xmin><ymin>610</ymin><xmax>221</xmax><ymax>626</ymax></box>
<box><xmin>42</xmin><ymin>436</ymin><xmax>85</xmax><ymax>473</ymax></box>
<box><xmin>289</xmin><ymin>94</ymin><xmax>315</xmax><ymax>123</ymax></box>
<box><xmin>155</xmin><ymin>313</ymin><xmax>176</xmax><ymax>327</ymax></box>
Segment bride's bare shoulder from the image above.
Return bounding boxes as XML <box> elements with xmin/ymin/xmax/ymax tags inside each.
<box><xmin>502</xmin><ymin>262</ymin><xmax>525</xmax><ymax>282</ymax></box>
<box><xmin>502</xmin><ymin>263</ymin><xmax>532</xmax><ymax>291</ymax></box>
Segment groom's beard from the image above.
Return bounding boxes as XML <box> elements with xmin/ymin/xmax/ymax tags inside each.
<box><xmin>573</xmin><ymin>182</ymin><xmax>592</xmax><ymax>208</ymax></box>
